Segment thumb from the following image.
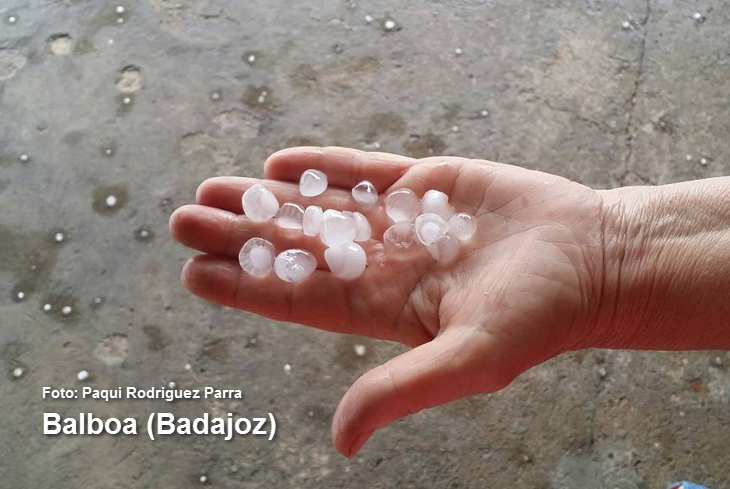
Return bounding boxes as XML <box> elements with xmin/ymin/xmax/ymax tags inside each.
<box><xmin>331</xmin><ymin>327</ymin><xmax>514</xmax><ymax>458</ymax></box>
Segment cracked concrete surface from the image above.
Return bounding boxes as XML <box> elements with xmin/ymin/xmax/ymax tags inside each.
<box><xmin>1</xmin><ymin>0</ymin><xmax>728</xmax><ymax>488</ymax></box>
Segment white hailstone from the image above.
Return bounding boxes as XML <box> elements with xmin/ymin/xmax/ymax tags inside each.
<box><xmin>415</xmin><ymin>213</ymin><xmax>449</xmax><ymax>245</ymax></box>
<box><xmin>199</xmin><ymin>475</ymin><xmax>207</xmax><ymax>483</ymax></box>
<box><xmin>383</xmin><ymin>222</ymin><xmax>419</xmax><ymax>254</ymax></box>
<box><xmin>239</xmin><ymin>237</ymin><xmax>275</xmax><ymax>277</ymax></box>
<box><xmin>62</xmin><ymin>305</ymin><xmax>72</xmax><ymax>316</ymax></box>
<box><xmin>8</xmin><ymin>16</ymin><xmax>17</xmax><ymax>24</ymax></box>
<box><xmin>354</xmin><ymin>344</ymin><xmax>366</xmax><ymax>356</ymax></box>
<box><xmin>344</xmin><ymin>211</ymin><xmax>371</xmax><ymax>241</ymax></box>
<box><xmin>284</xmin><ymin>364</ymin><xmax>292</xmax><ymax>374</ymax></box>
<box><xmin>685</xmin><ymin>154</ymin><xmax>693</xmax><ymax>161</ymax></box>
<box><xmin>13</xmin><ymin>367</ymin><xmax>23</xmax><ymax>378</ymax></box>
<box><xmin>320</xmin><ymin>210</ymin><xmax>357</xmax><ymax>247</ymax></box>
<box><xmin>168</xmin><ymin>381</ymin><xmax>176</xmax><ymax>388</ymax></box>
<box><xmin>115</xmin><ymin>5</ymin><xmax>125</xmax><ymax>14</ymax></box>
<box><xmin>621</xmin><ymin>20</ymin><xmax>631</xmax><ymax>30</ymax></box>
<box><xmin>447</xmin><ymin>212</ymin><xmax>477</xmax><ymax>241</ymax></box>
<box><xmin>275</xmin><ymin>202</ymin><xmax>305</xmax><ymax>229</ymax></box>
<box><xmin>54</xmin><ymin>232</ymin><xmax>65</xmax><ymax>243</ymax></box>
<box><xmin>451</xmin><ymin>125</ymin><xmax>460</xmax><ymax>133</ymax></box>
<box><xmin>383</xmin><ymin>19</ymin><xmax>396</xmax><ymax>31</ymax></box>
<box><xmin>242</xmin><ymin>183</ymin><xmax>279</xmax><ymax>222</ymax></box>
<box><xmin>303</xmin><ymin>205</ymin><xmax>324</xmax><ymax>236</ymax></box>
<box><xmin>93</xmin><ymin>297</ymin><xmax>103</xmax><ymax>304</ymax></box>
<box><xmin>19</xmin><ymin>153</ymin><xmax>29</xmax><ymax>162</ymax></box>
<box><xmin>693</xmin><ymin>12</ymin><xmax>704</xmax><ymax>21</ymax></box>
<box><xmin>105</xmin><ymin>195</ymin><xmax>117</xmax><ymax>208</ymax></box>
<box><xmin>210</xmin><ymin>91</ymin><xmax>221</xmax><ymax>101</ymax></box>
<box><xmin>324</xmin><ymin>242</ymin><xmax>367</xmax><ymax>280</ymax></box>
<box><xmin>454</xmin><ymin>47</ymin><xmax>464</xmax><ymax>56</ymax></box>
<box><xmin>426</xmin><ymin>234</ymin><xmax>459</xmax><ymax>263</ymax></box>
<box><xmin>274</xmin><ymin>249</ymin><xmax>317</xmax><ymax>283</ymax></box>
<box><xmin>299</xmin><ymin>169</ymin><xmax>328</xmax><ymax>197</ymax></box>
<box><xmin>421</xmin><ymin>189</ymin><xmax>453</xmax><ymax>218</ymax></box>
<box><xmin>385</xmin><ymin>188</ymin><xmax>420</xmax><ymax>223</ymax></box>
<box><xmin>352</xmin><ymin>180</ymin><xmax>378</xmax><ymax>209</ymax></box>
<box><xmin>247</xmin><ymin>54</ymin><xmax>256</xmax><ymax>64</ymax></box>
<box><xmin>364</xmin><ymin>14</ymin><xmax>374</xmax><ymax>23</ymax></box>
<box><xmin>16</xmin><ymin>291</ymin><xmax>25</xmax><ymax>300</ymax></box>
<box><xmin>184</xmin><ymin>363</ymin><xmax>192</xmax><ymax>371</ymax></box>
<box><xmin>117</xmin><ymin>17</ymin><xmax>125</xmax><ymax>24</ymax></box>
<box><xmin>43</xmin><ymin>303</ymin><xmax>52</xmax><ymax>312</ymax></box>
<box><xmin>257</xmin><ymin>91</ymin><xmax>267</xmax><ymax>104</ymax></box>
<box><xmin>700</xmin><ymin>157</ymin><xmax>708</xmax><ymax>166</ymax></box>
<box><xmin>480</xmin><ymin>109</ymin><xmax>489</xmax><ymax>117</ymax></box>
<box><xmin>77</xmin><ymin>370</ymin><xmax>89</xmax><ymax>381</ymax></box>
<box><xmin>122</xmin><ymin>96</ymin><xmax>131</xmax><ymax>104</ymax></box>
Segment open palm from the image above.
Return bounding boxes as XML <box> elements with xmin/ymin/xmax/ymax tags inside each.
<box><xmin>170</xmin><ymin>147</ymin><xmax>608</xmax><ymax>457</ymax></box>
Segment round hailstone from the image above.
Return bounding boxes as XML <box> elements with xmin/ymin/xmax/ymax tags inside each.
<box><xmin>303</xmin><ymin>206</ymin><xmax>324</xmax><ymax>236</ymax></box>
<box><xmin>77</xmin><ymin>370</ymin><xmax>89</xmax><ymax>381</ymax></box>
<box><xmin>320</xmin><ymin>210</ymin><xmax>357</xmax><ymax>247</ymax></box>
<box><xmin>168</xmin><ymin>381</ymin><xmax>176</xmax><ymax>388</ymax></box>
<box><xmin>426</xmin><ymin>233</ymin><xmax>459</xmax><ymax>263</ymax></box>
<box><xmin>324</xmin><ymin>242</ymin><xmax>367</xmax><ymax>280</ymax></box>
<box><xmin>448</xmin><ymin>213</ymin><xmax>477</xmax><ymax>241</ymax></box>
<box><xmin>299</xmin><ymin>169</ymin><xmax>328</xmax><ymax>197</ymax></box>
<box><xmin>43</xmin><ymin>303</ymin><xmax>52</xmax><ymax>312</ymax></box>
<box><xmin>386</xmin><ymin>188</ymin><xmax>420</xmax><ymax>223</ymax></box>
<box><xmin>13</xmin><ymin>367</ymin><xmax>23</xmax><ymax>378</ymax></box>
<box><xmin>242</xmin><ymin>183</ymin><xmax>279</xmax><ymax>222</ymax></box>
<box><xmin>352</xmin><ymin>180</ymin><xmax>378</xmax><ymax>209</ymax></box>
<box><xmin>54</xmin><ymin>232</ymin><xmax>65</xmax><ymax>243</ymax></box>
<box><xmin>274</xmin><ymin>249</ymin><xmax>317</xmax><ymax>283</ymax></box>
<box><xmin>344</xmin><ymin>211</ymin><xmax>371</xmax><ymax>241</ymax></box>
<box><xmin>415</xmin><ymin>213</ymin><xmax>449</xmax><ymax>245</ymax></box>
<box><xmin>62</xmin><ymin>305</ymin><xmax>73</xmax><ymax>316</ymax></box>
<box><xmin>383</xmin><ymin>222</ymin><xmax>419</xmax><ymax>254</ymax></box>
<box><xmin>106</xmin><ymin>195</ymin><xmax>117</xmax><ymax>208</ymax></box>
<box><xmin>239</xmin><ymin>237</ymin><xmax>275</xmax><ymax>277</ymax></box>
<box><xmin>275</xmin><ymin>202</ymin><xmax>305</xmax><ymax>229</ymax></box>
<box><xmin>354</xmin><ymin>344</ymin><xmax>366</xmax><ymax>356</ymax></box>
<box><xmin>421</xmin><ymin>189</ymin><xmax>453</xmax><ymax>218</ymax></box>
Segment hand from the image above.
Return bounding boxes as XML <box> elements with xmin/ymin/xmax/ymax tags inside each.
<box><xmin>169</xmin><ymin>147</ymin><xmax>609</xmax><ymax>457</ymax></box>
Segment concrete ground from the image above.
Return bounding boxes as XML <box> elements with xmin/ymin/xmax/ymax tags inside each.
<box><xmin>1</xmin><ymin>0</ymin><xmax>728</xmax><ymax>487</ymax></box>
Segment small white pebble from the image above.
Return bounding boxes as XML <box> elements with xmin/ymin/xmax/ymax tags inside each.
<box><xmin>115</xmin><ymin>5</ymin><xmax>125</xmax><ymax>14</ymax></box>
<box><xmin>62</xmin><ymin>305</ymin><xmax>72</xmax><ymax>316</ymax></box>
<box><xmin>383</xmin><ymin>19</ymin><xmax>396</xmax><ymax>30</ymax></box>
<box><xmin>105</xmin><ymin>195</ymin><xmax>117</xmax><ymax>208</ymax></box>
<box><xmin>199</xmin><ymin>475</ymin><xmax>207</xmax><ymax>483</ymax></box>
<box><xmin>43</xmin><ymin>303</ymin><xmax>52</xmax><ymax>312</ymax></box>
<box><xmin>117</xmin><ymin>17</ymin><xmax>125</xmax><ymax>24</ymax></box>
<box><xmin>168</xmin><ymin>381</ymin><xmax>176</xmax><ymax>388</ymax></box>
<box><xmin>8</xmin><ymin>16</ymin><xmax>17</xmax><ymax>24</ymax></box>
<box><xmin>54</xmin><ymin>232</ymin><xmax>64</xmax><ymax>243</ymax></box>
<box><xmin>454</xmin><ymin>47</ymin><xmax>464</xmax><ymax>56</ymax></box>
<box><xmin>16</xmin><ymin>291</ymin><xmax>25</xmax><ymax>300</ymax></box>
<box><xmin>451</xmin><ymin>125</ymin><xmax>460</xmax><ymax>133</ymax></box>
<box><xmin>13</xmin><ymin>367</ymin><xmax>23</xmax><ymax>378</ymax></box>
<box><xmin>184</xmin><ymin>363</ymin><xmax>192</xmax><ymax>371</ymax></box>
<box><xmin>364</xmin><ymin>14</ymin><xmax>373</xmax><ymax>23</ymax></box>
<box><xmin>354</xmin><ymin>344</ymin><xmax>366</xmax><ymax>356</ymax></box>
<box><xmin>19</xmin><ymin>153</ymin><xmax>29</xmax><ymax>162</ymax></box>
<box><xmin>122</xmin><ymin>96</ymin><xmax>131</xmax><ymax>104</ymax></box>
<box><xmin>685</xmin><ymin>154</ymin><xmax>693</xmax><ymax>161</ymax></box>
<box><xmin>77</xmin><ymin>370</ymin><xmax>89</xmax><ymax>381</ymax></box>
<box><xmin>284</xmin><ymin>364</ymin><xmax>292</xmax><ymax>374</ymax></box>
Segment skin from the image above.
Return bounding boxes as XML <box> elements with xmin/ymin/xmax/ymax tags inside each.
<box><xmin>169</xmin><ymin>146</ymin><xmax>730</xmax><ymax>458</ymax></box>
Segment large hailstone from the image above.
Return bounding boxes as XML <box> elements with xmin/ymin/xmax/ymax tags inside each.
<box><xmin>299</xmin><ymin>169</ymin><xmax>328</xmax><ymax>197</ymax></box>
<box><xmin>242</xmin><ymin>183</ymin><xmax>279</xmax><ymax>221</ymax></box>
<box><xmin>239</xmin><ymin>237</ymin><xmax>276</xmax><ymax>277</ymax></box>
<box><xmin>385</xmin><ymin>188</ymin><xmax>420</xmax><ymax>223</ymax></box>
<box><xmin>320</xmin><ymin>210</ymin><xmax>357</xmax><ymax>247</ymax></box>
<box><xmin>426</xmin><ymin>233</ymin><xmax>459</xmax><ymax>263</ymax></box>
<box><xmin>324</xmin><ymin>242</ymin><xmax>367</xmax><ymax>280</ymax></box>
<box><xmin>275</xmin><ymin>203</ymin><xmax>305</xmax><ymax>229</ymax></box>
<box><xmin>421</xmin><ymin>189</ymin><xmax>454</xmax><ymax>219</ymax></box>
<box><xmin>448</xmin><ymin>213</ymin><xmax>477</xmax><ymax>241</ymax></box>
<box><xmin>352</xmin><ymin>180</ymin><xmax>378</xmax><ymax>209</ymax></box>
<box><xmin>344</xmin><ymin>211</ymin><xmax>372</xmax><ymax>241</ymax></box>
<box><xmin>274</xmin><ymin>249</ymin><xmax>317</xmax><ymax>283</ymax></box>
<box><xmin>415</xmin><ymin>213</ymin><xmax>449</xmax><ymax>245</ymax></box>
<box><xmin>303</xmin><ymin>206</ymin><xmax>324</xmax><ymax>236</ymax></box>
<box><xmin>383</xmin><ymin>222</ymin><xmax>420</xmax><ymax>254</ymax></box>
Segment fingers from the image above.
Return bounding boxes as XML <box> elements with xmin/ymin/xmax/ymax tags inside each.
<box><xmin>181</xmin><ymin>255</ymin><xmax>359</xmax><ymax>332</ymax></box>
<box><xmin>196</xmin><ymin>176</ymin><xmax>357</xmax><ymax>214</ymax></box>
<box><xmin>332</xmin><ymin>327</ymin><xmax>513</xmax><ymax>458</ymax></box>
<box><xmin>264</xmin><ymin>146</ymin><xmax>416</xmax><ymax>191</ymax></box>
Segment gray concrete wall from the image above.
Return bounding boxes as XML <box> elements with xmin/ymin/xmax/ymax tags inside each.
<box><xmin>1</xmin><ymin>0</ymin><xmax>728</xmax><ymax>487</ymax></box>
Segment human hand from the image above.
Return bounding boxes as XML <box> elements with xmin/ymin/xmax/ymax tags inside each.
<box><xmin>170</xmin><ymin>147</ymin><xmax>611</xmax><ymax>457</ymax></box>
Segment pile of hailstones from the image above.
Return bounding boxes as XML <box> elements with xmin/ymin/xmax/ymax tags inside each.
<box><xmin>238</xmin><ymin>169</ymin><xmax>477</xmax><ymax>283</ymax></box>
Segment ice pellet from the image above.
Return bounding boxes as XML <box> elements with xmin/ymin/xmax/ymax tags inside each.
<box><xmin>299</xmin><ymin>169</ymin><xmax>327</xmax><ymax>197</ymax></box>
<box><xmin>352</xmin><ymin>180</ymin><xmax>378</xmax><ymax>209</ymax></box>
<box><xmin>421</xmin><ymin>189</ymin><xmax>453</xmax><ymax>218</ymax></box>
<box><xmin>344</xmin><ymin>211</ymin><xmax>372</xmax><ymax>241</ymax></box>
<box><xmin>320</xmin><ymin>210</ymin><xmax>357</xmax><ymax>247</ymax></box>
<box><xmin>239</xmin><ymin>237</ymin><xmax>275</xmax><ymax>277</ymax></box>
<box><xmin>77</xmin><ymin>370</ymin><xmax>89</xmax><ymax>381</ymax></box>
<box><xmin>12</xmin><ymin>367</ymin><xmax>23</xmax><ymax>378</ymax></box>
<box><xmin>415</xmin><ymin>213</ymin><xmax>449</xmax><ymax>245</ymax></box>
<box><xmin>386</xmin><ymin>188</ymin><xmax>420</xmax><ymax>223</ymax></box>
<box><xmin>325</xmin><ymin>242</ymin><xmax>367</xmax><ymax>280</ymax></box>
<box><xmin>275</xmin><ymin>203</ymin><xmax>305</xmax><ymax>229</ymax></box>
<box><xmin>354</xmin><ymin>344</ymin><xmax>366</xmax><ymax>356</ymax></box>
<box><xmin>448</xmin><ymin>213</ymin><xmax>477</xmax><ymax>241</ymax></box>
<box><xmin>383</xmin><ymin>222</ymin><xmax>419</xmax><ymax>253</ymax></box>
<box><xmin>242</xmin><ymin>183</ymin><xmax>279</xmax><ymax>222</ymax></box>
<box><xmin>303</xmin><ymin>206</ymin><xmax>324</xmax><ymax>236</ymax></box>
<box><xmin>426</xmin><ymin>233</ymin><xmax>459</xmax><ymax>263</ymax></box>
<box><xmin>274</xmin><ymin>249</ymin><xmax>317</xmax><ymax>283</ymax></box>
